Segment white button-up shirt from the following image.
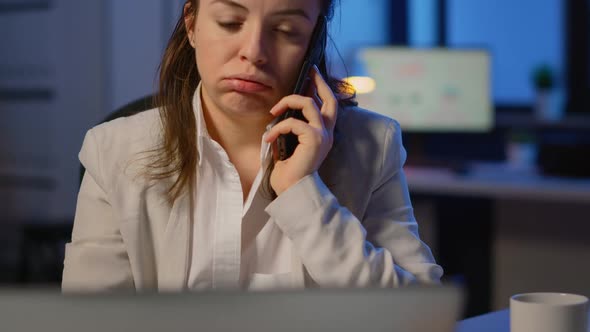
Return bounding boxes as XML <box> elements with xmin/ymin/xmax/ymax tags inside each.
<box><xmin>188</xmin><ymin>84</ymin><xmax>292</xmax><ymax>290</ymax></box>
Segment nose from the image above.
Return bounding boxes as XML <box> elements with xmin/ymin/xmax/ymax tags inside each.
<box><xmin>238</xmin><ymin>25</ymin><xmax>269</xmax><ymax>66</ymax></box>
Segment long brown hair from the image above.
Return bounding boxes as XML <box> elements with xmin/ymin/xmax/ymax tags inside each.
<box><xmin>147</xmin><ymin>0</ymin><xmax>356</xmax><ymax>202</ymax></box>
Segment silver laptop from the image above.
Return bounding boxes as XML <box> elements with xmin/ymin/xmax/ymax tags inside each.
<box><xmin>0</xmin><ymin>286</ymin><xmax>463</xmax><ymax>332</ymax></box>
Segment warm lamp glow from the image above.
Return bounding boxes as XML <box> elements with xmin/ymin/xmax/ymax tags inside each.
<box><xmin>343</xmin><ymin>76</ymin><xmax>376</xmax><ymax>94</ymax></box>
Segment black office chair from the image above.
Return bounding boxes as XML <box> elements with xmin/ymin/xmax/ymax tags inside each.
<box><xmin>18</xmin><ymin>221</ymin><xmax>74</xmax><ymax>283</ymax></box>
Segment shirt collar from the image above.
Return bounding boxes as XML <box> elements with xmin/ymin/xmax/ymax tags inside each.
<box><xmin>193</xmin><ymin>83</ymin><xmax>207</xmax><ymax>166</ymax></box>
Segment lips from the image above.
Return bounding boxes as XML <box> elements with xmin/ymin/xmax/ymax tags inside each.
<box><xmin>224</xmin><ymin>75</ymin><xmax>272</xmax><ymax>93</ymax></box>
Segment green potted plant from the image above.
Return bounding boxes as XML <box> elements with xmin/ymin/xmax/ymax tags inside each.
<box><xmin>531</xmin><ymin>64</ymin><xmax>561</xmax><ymax>121</ymax></box>
<box><xmin>532</xmin><ymin>64</ymin><xmax>555</xmax><ymax>91</ymax></box>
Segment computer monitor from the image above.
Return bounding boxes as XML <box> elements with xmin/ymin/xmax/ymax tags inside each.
<box><xmin>355</xmin><ymin>47</ymin><xmax>493</xmax><ymax>133</ymax></box>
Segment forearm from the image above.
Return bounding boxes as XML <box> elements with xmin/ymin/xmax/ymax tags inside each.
<box><xmin>266</xmin><ymin>172</ymin><xmax>442</xmax><ymax>288</ymax></box>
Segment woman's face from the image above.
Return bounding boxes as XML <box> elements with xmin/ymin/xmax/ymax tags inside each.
<box><xmin>187</xmin><ymin>0</ymin><xmax>322</xmax><ymax>120</ymax></box>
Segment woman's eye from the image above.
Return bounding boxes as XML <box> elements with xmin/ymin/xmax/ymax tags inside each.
<box><xmin>217</xmin><ymin>22</ymin><xmax>242</xmax><ymax>31</ymax></box>
<box><xmin>275</xmin><ymin>27</ymin><xmax>298</xmax><ymax>38</ymax></box>
<box><xmin>277</xmin><ymin>29</ymin><xmax>295</xmax><ymax>36</ymax></box>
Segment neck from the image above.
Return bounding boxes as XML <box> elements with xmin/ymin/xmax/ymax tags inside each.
<box><xmin>201</xmin><ymin>96</ymin><xmax>272</xmax><ymax>156</ymax></box>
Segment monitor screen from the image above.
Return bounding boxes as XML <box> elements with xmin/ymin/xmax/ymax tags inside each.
<box><xmin>355</xmin><ymin>47</ymin><xmax>493</xmax><ymax>132</ymax></box>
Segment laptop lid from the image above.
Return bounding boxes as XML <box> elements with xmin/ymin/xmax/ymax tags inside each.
<box><xmin>0</xmin><ymin>286</ymin><xmax>463</xmax><ymax>332</ymax></box>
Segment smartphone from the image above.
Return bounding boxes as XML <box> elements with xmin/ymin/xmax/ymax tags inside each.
<box><xmin>275</xmin><ymin>15</ymin><xmax>328</xmax><ymax>161</ymax></box>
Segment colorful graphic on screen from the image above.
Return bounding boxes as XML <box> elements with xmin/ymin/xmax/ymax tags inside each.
<box><xmin>356</xmin><ymin>48</ymin><xmax>492</xmax><ymax>132</ymax></box>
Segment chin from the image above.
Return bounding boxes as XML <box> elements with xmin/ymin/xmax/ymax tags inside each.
<box><xmin>221</xmin><ymin>92</ymin><xmax>275</xmax><ymax>116</ymax></box>
<box><xmin>221</xmin><ymin>93</ymin><xmax>275</xmax><ymax>117</ymax></box>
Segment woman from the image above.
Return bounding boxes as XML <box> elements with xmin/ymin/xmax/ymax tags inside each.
<box><xmin>62</xmin><ymin>0</ymin><xmax>443</xmax><ymax>292</ymax></box>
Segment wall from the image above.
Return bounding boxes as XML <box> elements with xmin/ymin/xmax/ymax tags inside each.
<box><xmin>447</xmin><ymin>0</ymin><xmax>563</xmax><ymax>104</ymax></box>
<box><xmin>326</xmin><ymin>0</ymin><xmax>391</xmax><ymax>78</ymax></box>
<box><xmin>108</xmin><ymin>0</ymin><xmax>183</xmax><ymax>111</ymax></box>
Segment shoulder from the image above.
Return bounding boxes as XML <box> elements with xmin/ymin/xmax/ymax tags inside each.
<box><xmin>336</xmin><ymin>105</ymin><xmax>402</xmax><ymax>148</ymax></box>
<box><xmin>329</xmin><ymin>105</ymin><xmax>406</xmax><ymax>179</ymax></box>
<box><xmin>79</xmin><ymin>108</ymin><xmax>162</xmax><ymax>189</ymax></box>
<box><xmin>88</xmin><ymin>108</ymin><xmax>161</xmax><ymax>149</ymax></box>
<box><xmin>319</xmin><ymin>105</ymin><xmax>406</xmax><ymax>208</ymax></box>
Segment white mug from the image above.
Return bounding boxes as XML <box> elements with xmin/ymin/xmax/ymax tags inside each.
<box><xmin>510</xmin><ymin>292</ymin><xmax>588</xmax><ymax>332</ymax></box>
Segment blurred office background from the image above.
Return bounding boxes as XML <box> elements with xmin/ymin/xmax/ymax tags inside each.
<box><xmin>1</xmin><ymin>0</ymin><xmax>588</xmax><ymax>318</ymax></box>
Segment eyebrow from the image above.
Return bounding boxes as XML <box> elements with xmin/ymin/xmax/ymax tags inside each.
<box><xmin>211</xmin><ymin>0</ymin><xmax>311</xmax><ymax>21</ymax></box>
<box><xmin>272</xmin><ymin>8</ymin><xmax>311</xmax><ymax>22</ymax></box>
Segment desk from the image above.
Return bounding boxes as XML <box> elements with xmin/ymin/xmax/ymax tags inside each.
<box><xmin>456</xmin><ymin>309</ymin><xmax>590</xmax><ymax>332</ymax></box>
<box><xmin>404</xmin><ymin>163</ymin><xmax>590</xmax><ymax>317</ymax></box>
<box><xmin>405</xmin><ymin>163</ymin><xmax>590</xmax><ymax>203</ymax></box>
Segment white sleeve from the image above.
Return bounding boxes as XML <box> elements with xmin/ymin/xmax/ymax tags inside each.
<box><xmin>265</xmin><ymin>121</ymin><xmax>443</xmax><ymax>287</ymax></box>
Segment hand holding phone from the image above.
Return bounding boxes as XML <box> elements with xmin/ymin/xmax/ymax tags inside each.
<box><xmin>275</xmin><ymin>16</ymin><xmax>327</xmax><ymax>161</ymax></box>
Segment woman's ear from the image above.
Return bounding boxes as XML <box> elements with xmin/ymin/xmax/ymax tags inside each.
<box><xmin>184</xmin><ymin>2</ymin><xmax>196</xmax><ymax>48</ymax></box>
